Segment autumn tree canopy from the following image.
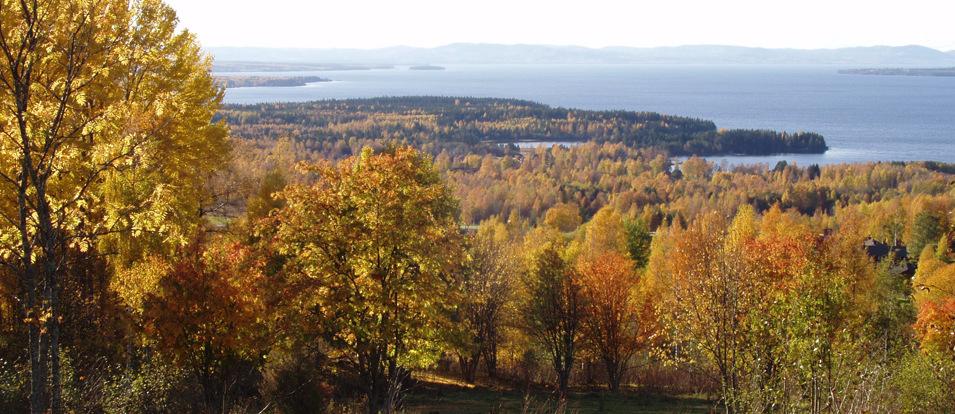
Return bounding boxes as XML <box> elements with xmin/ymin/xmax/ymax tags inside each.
<box><xmin>0</xmin><ymin>1</ymin><xmax>229</xmax><ymax>413</ymax></box>
<box><xmin>3</xmin><ymin>1</ymin><xmax>955</xmax><ymax>410</ymax></box>
<box><xmin>456</xmin><ymin>220</ymin><xmax>519</xmax><ymax>383</ymax></box>
<box><xmin>523</xmin><ymin>243</ymin><xmax>586</xmax><ymax>398</ymax></box>
<box><xmin>578</xmin><ymin>252</ymin><xmax>653</xmax><ymax>392</ymax></box>
<box><xmin>273</xmin><ymin>146</ymin><xmax>462</xmax><ymax>414</ymax></box>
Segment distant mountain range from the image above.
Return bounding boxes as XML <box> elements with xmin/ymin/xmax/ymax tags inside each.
<box><xmin>207</xmin><ymin>44</ymin><xmax>955</xmax><ymax>68</ymax></box>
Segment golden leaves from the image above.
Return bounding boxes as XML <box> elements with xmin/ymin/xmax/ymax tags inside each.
<box><xmin>0</xmin><ymin>0</ymin><xmax>230</xmax><ymax>269</ymax></box>
<box><xmin>274</xmin><ymin>146</ymin><xmax>463</xmax><ymax>369</ymax></box>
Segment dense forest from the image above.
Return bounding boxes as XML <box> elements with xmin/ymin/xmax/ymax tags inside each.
<box><xmin>216</xmin><ymin>97</ymin><xmax>829</xmax><ymax>157</ymax></box>
<box><xmin>3</xmin><ymin>2</ymin><xmax>955</xmax><ymax>414</ymax></box>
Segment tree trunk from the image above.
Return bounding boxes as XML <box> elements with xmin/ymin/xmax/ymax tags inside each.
<box><xmin>554</xmin><ymin>348</ymin><xmax>575</xmax><ymax>399</ymax></box>
<box><xmin>38</xmin><ymin>174</ymin><xmax>62</xmax><ymax>414</ymax></box>
<box><xmin>44</xmin><ymin>236</ymin><xmax>61</xmax><ymax>414</ymax></box>
<box><xmin>18</xmin><ymin>137</ymin><xmax>47</xmax><ymax>414</ymax></box>
<box><xmin>607</xmin><ymin>366</ymin><xmax>620</xmax><ymax>393</ymax></box>
<box><xmin>363</xmin><ymin>350</ymin><xmax>387</xmax><ymax>414</ymax></box>
<box><xmin>458</xmin><ymin>354</ymin><xmax>479</xmax><ymax>384</ymax></box>
<box><xmin>28</xmin><ymin>320</ymin><xmax>47</xmax><ymax>414</ymax></box>
<box><xmin>482</xmin><ymin>341</ymin><xmax>499</xmax><ymax>378</ymax></box>
<box><xmin>23</xmin><ymin>242</ymin><xmax>48</xmax><ymax>414</ymax></box>
<box><xmin>49</xmin><ymin>312</ymin><xmax>61</xmax><ymax>414</ymax></box>
<box><xmin>604</xmin><ymin>357</ymin><xmax>621</xmax><ymax>393</ymax></box>
<box><xmin>557</xmin><ymin>368</ymin><xmax>571</xmax><ymax>399</ymax></box>
<box><xmin>198</xmin><ymin>344</ymin><xmax>227</xmax><ymax>414</ymax></box>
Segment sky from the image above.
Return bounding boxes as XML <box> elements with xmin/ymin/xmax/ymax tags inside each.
<box><xmin>162</xmin><ymin>0</ymin><xmax>955</xmax><ymax>51</ymax></box>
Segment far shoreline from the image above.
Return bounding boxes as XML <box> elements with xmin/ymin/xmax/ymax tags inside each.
<box><xmin>838</xmin><ymin>67</ymin><xmax>955</xmax><ymax>77</ymax></box>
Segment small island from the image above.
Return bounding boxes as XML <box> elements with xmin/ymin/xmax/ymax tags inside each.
<box><xmin>215</xmin><ymin>76</ymin><xmax>331</xmax><ymax>88</ymax></box>
<box><xmin>838</xmin><ymin>67</ymin><xmax>955</xmax><ymax>77</ymax></box>
<box><xmin>409</xmin><ymin>65</ymin><xmax>445</xmax><ymax>70</ymax></box>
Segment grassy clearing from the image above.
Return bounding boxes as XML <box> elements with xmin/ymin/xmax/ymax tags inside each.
<box><xmin>402</xmin><ymin>373</ymin><xmax>714</xmax><ymax>414</ymax></box>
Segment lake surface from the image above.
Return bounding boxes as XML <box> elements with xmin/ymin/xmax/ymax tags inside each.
<box><xmin>220</xmin><ymin>65</ymin><xmax>955</xmax><ymax>165</ymax></box>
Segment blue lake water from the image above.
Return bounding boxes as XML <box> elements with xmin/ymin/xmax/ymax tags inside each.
<box><xmin>220</xmin><ymin>65</ymin><xmax>955</xmax><ymax>165</ymax></box>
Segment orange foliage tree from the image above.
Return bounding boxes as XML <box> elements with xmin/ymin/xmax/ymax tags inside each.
<box><xmin>577</xmin><ymin>252</ymin><xmax>654</xmax><ymax>392</ymax></box>
<box><xmin>914</xmin><ymin>298</ymin><xmax>955</xmax><ymax>359</ymax></box>
<box><xmin>142</xmin><ymin>241</ymin><xmax>267</xmax><ymax>414</ymax></box>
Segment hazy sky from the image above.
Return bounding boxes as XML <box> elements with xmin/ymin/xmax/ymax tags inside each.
<box><xmin>163</xmin><ymin>0</ymin><xmax>955</xmax><ymax>51</ymax></box>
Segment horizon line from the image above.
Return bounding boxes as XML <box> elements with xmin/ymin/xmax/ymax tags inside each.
<box><xmin>203</xmin><ymin>43</ymin><xmax>955</xmax><ymax>53</ymax></box>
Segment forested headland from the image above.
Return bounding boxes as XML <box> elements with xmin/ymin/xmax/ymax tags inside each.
<box><xmin>216</xmin><ymin>97</ymin><xmax>828</xmax><ymax>157</ymax></box>
<box><xmin>215</xmin><ymin>75</ymin><xmax>331</xmax><ymax>88</ymax></box>
<box><xmin>4</xmin><ymin>2</ymin><xmax>955</xmax><ymax>414</ymax></box>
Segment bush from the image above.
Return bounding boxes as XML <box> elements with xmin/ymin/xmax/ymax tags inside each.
<box><xmin>0</xmin><ymin>358</ymin><xmax>28</xmax><ymax>414</ymax></box>
<box><xmin>260</xmin><ymin>349</ymin><xmax>332</xmax><ymax>414</ymax></box>
<box><xmin>891</xmin><ymin>352</ymin><xmax>955</xmax><ymax>413</ymax></box>
<box><xmin>102</xmin><ymin>356</ymin><xmax>202</xmax><ymax>414</ymax></box>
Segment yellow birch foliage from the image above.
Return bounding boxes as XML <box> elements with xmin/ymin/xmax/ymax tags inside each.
<box><xmin>0</xmin><ymin>2</ymin><xmax>228</xmax><ymax>412</ymax></box>
<box><xmin>273</xmin><ymin>146</ymin><xmax>463</xmax><ymax>409</ymax></box>
<box><xmin>0</xmin><ymin>0</ymin><xmax>229</xmax><ymax>270</ymax></box>
<box><xmin>573</xmin><ymin>206</ymin><xmax>627</xmax><ymax>261</ymax></box>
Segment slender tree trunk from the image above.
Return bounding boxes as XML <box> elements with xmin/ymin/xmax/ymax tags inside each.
<box><xmin>199</xmin><ymin>344</ymin><xmax>227</xmax><ymax>414</ymax></box>
<box><xmin>384</xmin><ymin>357</ymin><xmax>400</xmax><ymax>414</ymax></box>
<box><xmin>20</xmin><ymin>168</ymin><xmax>61</xmax><ymax>414</ymax></box>
<box><xmin>20</xmin><ymin>180</ymin><xmax>49</xmax><ymax>414</ymax></box>
<box><xmin>557</xmin><ymin>368</ymin><xmax>571</xmax><ymax>399</ymax></box>
<box><xmin>605</xmin><ymin>358</ymin><xmax>620</xmax><ymax>393</ymax></box>
<box><xmin>363</xmin><ymin>350</ymin><xmax>387</xmax><ymax>414</ymax></box>
<box><xmin>555</xmin><ymin>346</ymin><xmax>574</xmax><ymax>399</ymax></box>
<box><xmin>482</xmin><ymin>340</ymin><xmax>498</xmax><ymax>378</ymax></box>
<box><xmin>49</xmin><ymin>301</ymin><xmax>61</xmax><ymax>414</ymax></box>
<box><xmin>458</xmin><ymin>354</ymin><xmax>479</xmax><ymax>384</ymax></box>
<box><xmin>37</xmin><ymin>170</ymin><xmax>62</xmax><ymax>414</ymax></box>
<box><xmin>28</xmin><ymin>320</ymin><xmax>47</xmax><ymax>414</ymax></box>
<box><xmin>12</xmin><ymin>9</ymin><xmax>58</xmax><ymax>412</ymax></box>
<box><xmin>44</xmin><ymin>235</ymin><xmax>61</xmax><ymax>414</ymax></box>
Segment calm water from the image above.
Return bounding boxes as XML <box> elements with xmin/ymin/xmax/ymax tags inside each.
<box><xmin>220</xmin><ymin>65</ymin><xmax>955</xmax><ymax>165</ymax></box>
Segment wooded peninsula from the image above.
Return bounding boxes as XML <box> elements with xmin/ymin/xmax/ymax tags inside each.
<box><xmin>216</xmin><ymin>96</ymin><xmax>828</xmax><ymax>157</ymax></box>
<box><xmin>215</xmin><ymin>75</ymin><xmax>331</xmax><ymax>88</ymax></box>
